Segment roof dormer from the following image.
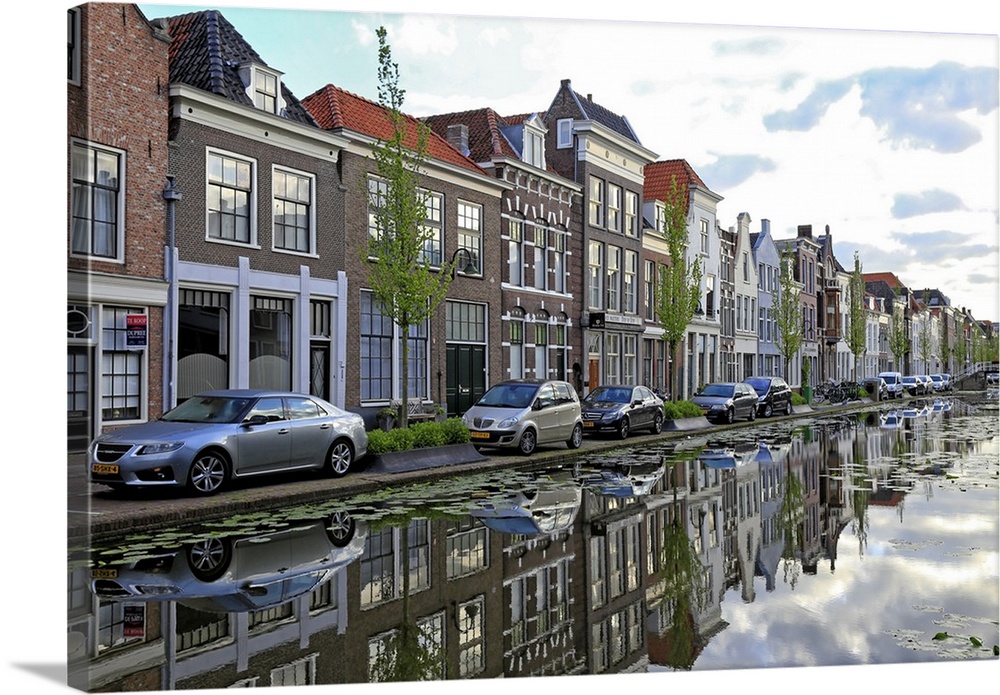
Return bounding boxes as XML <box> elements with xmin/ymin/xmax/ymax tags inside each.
<box><xmin>522</xmin><ymin>114</ymin><xmax>547</xmax><ymax>170</ymax></box>
<box><xmin>238</xmin><ymin>61</ymin><xmax>286</xmax><ymax>115</ymax></box>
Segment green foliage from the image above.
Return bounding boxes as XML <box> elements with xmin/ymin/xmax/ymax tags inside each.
<box><xmin>774</xmin><ymin>249</ymin><xmax>804</xmax><ymax>382</ymax></box>
<box><xmin>791</xmin><ymin>392</ymin><xmax>807</xmax><ymax>406</ymax></box>
<box><xmin>410</xmin><ymin>421</ymin><xmax>447</xmax><ymax>448</ymax></box>
<box><xmin>365</xmin><ymin>429</ymin><xmax>393</xmax><ymax>455</ymax></box>
<box><xmin>367</xmin><ymin>418</ymin><xmax>470</xmax><ymax>455</ymax></box>
<box><xmin>663</xmin><ymin>400</ymin><xmax>704</xmax><ymax>420</ymax></box>
<box><xmin>440</xmin><ymin>417</ymin><xmax>471</xmax><ymax>444</ymax></box>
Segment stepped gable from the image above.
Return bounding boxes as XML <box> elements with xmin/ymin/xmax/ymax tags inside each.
<box><xmin>301</xmin><ymin>85</ymin><xmax>491</xmax><ymax>178</ymax></box>
<box><xmin>159</xmin><ymin>9</ymin><xmax>317</xmax><ymax>126</ymax></box>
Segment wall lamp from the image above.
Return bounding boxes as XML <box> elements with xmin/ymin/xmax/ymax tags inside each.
<box><xmin>452</xmin><ymin>247</ymin><xmax>479</xmax><ymax>276</ymax></box>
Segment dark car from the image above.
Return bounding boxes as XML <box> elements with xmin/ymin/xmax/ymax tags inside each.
<box><xmin>580</xmin><ymin>384</ymin><xmax>664</xmax><ymax>439</ymax></box>
<box><xmin>901</xmin><ymin>375</ymin><xmax>925</xmax><ymax>396</ymax></box>
<box><xmin>744</xmin><ymin>376</ymin><xmax>793</xmax><ymax>417</ymax></box>
<box><xmin>691</xmin><ymin>382</ymin><xmax>758</xmax><ymax>424</ymax></box>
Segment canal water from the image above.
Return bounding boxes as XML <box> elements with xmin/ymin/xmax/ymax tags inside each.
<box><xmin>68</xmin><ymin>396</ymin><xmax>999</xmax><ymax>691</ymax></box>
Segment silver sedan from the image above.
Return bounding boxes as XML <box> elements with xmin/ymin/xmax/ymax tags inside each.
<box><xmin>88</xmin><ymin>389</ymin><xmax>368</xmax><ymax>496</ymax></box>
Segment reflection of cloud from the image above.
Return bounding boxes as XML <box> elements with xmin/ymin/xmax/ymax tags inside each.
<box><xmin>699</xmin><ymin>153</ymin><xmax>777</xmax><ymax>190</ymax></box>
<box><xmin>891</xmin><ymin>189</ymin><xmax>966</xmax><ymax>219</ymax></box>
<box><xmin>712</xmin><ymin>36</ymin><xmax>785</xmax><ymax>56</ymax></box>
<box><xmin>764</xmin><ymin>62</ymin><xmax>999</xmax><ymax>153</ymax></box>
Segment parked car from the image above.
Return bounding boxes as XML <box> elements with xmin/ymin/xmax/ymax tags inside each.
<box><xmin>987</xmin><ymin>372</ymin><xmax>1000</xmax><ymax>388</ymax></box>
<box><xmin>916</xmin><ymin>375</ymin><xmax>934</xmax><ymax>394</ymax></box>
<box><xmin>878</xmin><ymin>371</ymin><xmax>905</xmax><ymax>399</ymax></box>
<box><xmin>88</xmin><ymin>390</ymin><xmax>368</xmax><ymax>496</ymax></box>
<box><xmin>744</xmin><ymin>376</ymin><xmax>793</xmax><ymax>417</ymax></box>
<box><xmin>691</xmin><ymin>382</ymin><xmax>759</xmax><ymax>424</ymax></box>
<box><xmin>928</xmin><ymin>374</ymin><xmax>946</xmax><ymax>392</ymax></box>
<box><xmin>461</xmin><ymin>379</ymin><xmax>583</xmax><ymax>455</ymax></box>
<box><xmin>901</xmin><ymin>375</ymin><xmax>925</xmax><ymax>396</ymax></box>
<box><xmin>580</xmin><ymin>384</ymin><xmax>664</xmax><ymax>438</ymax></box>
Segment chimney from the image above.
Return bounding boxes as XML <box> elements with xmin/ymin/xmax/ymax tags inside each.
<box><xmin>561</xmin><ymin>78</ymin><xmax>571</xmax><ymax>88</ymax></box>
<box><xmin>761</xmin><ymin>219</ymin><xmax>771</xmax><ymax>235</ymax></box>
<box><xmin>797</xmin><ymin>224</ymin><xmax>812</xmax><ymax>238</ymax></box>
<box><xmin>587</xmin><ymin>93</ymin><xmax>593</xmax><ymax>101</ymax></box>
<box><xmin>446</xmin><ymin>124</ymin><xmax>470</xmax><ymax>156</ymax></box>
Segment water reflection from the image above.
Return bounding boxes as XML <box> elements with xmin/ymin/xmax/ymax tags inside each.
<box><xmin>68</xmin><ymin>397</ymin><xmax>999</xmax><ymax>690</ymax></box>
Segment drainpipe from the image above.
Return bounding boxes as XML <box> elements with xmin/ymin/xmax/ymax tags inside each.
<box><xmin>162</xmin><ymin>176</ymin><xmax>182</xmax><ymax>410</ymax></box>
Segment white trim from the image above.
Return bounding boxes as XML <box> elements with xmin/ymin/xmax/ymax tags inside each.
<box><xmin>205</xmin><ymin>146</ymin><xmax>258</xmax><ymax>247</ymax></box>
<box><xmin>270</xmin><ymin>163</ymin><xmax>317</xmax><ymax>255</ymax></box>
<box><xmin>556</xmin><ymin>118</ymin><xmax>573</xmax><ymax>148</ymax></box>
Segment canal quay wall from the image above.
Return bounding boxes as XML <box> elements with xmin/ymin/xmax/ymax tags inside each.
<box><xmin>67</xmin><ymin>395</ymin><xmax>918</xmax><ymax>542</ymax></box>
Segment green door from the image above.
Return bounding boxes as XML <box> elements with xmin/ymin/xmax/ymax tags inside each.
<box><xmin>446</xmin><ymin>344</ymin><xmax>486</xmax><ymax>417</ymax></box>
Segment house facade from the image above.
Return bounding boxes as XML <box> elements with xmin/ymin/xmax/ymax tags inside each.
<box><xmin>544</xmin><ymin>80</ymin><xmax>659</xmax><ymax>395</ymax></box>
<box><xmin>776</xmin><ymin>225</ymin><xmax>821</xmax><ymax>388</ymax></box>
<box><xmin>732</xmin><ymin>212</ymin><xmax>759</xmax><ymax>381</ymax></box>
<box><xmin>751</xmin><ymin>219</ymin><xmax>783</xmax><ymax>379</ymax></box>
<box><xmin>67</xmin><ymin>4</ymin><xmax>172</xmax><ymax>451</ymax></box>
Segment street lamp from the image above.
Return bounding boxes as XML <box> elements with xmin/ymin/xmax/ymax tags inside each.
<box><xmin>451</xmin><ymin>247</ymin><xmax>479</xmax><ymax>276</ymax></box>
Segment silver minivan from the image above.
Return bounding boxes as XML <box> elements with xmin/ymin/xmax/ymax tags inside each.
<box><xmin>461</xmin><ymin>379</ymin><xmax>584</xmax><ymax>455</ymax></box>
<box><xmin>878</xmin><ymin>371</ymin><xmax>904</xmax><ymax>399</ymax></box>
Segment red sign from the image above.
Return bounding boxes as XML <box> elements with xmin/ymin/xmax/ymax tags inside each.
<box><xmin>123</xmin><ymin>604</ymin><xmax>145</xmax><ymax>638</ymax></box>
<box><xmin>125</xmin><ymin>314</ymin><xmax>147</xmax><ymax>350</ymax></box>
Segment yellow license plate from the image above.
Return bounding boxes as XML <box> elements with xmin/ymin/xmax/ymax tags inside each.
<box><xmin>583</xmin><ymin>421</ymin><xmax>594</xmax><ymax>428</ymax></box>
<box><xmin>91</xmin><ymin>568</ymin><xmax>118</xmax><ymax>579</ymax></box>
<box><xmin>92</xmin><ymin>463</ymin><xmax>119</xmax><ymax>475</ymax></box>
<box><xmin>470</xmin><ymin>431</ymin><xmax>490</xmax><ymax>440</ymax></box>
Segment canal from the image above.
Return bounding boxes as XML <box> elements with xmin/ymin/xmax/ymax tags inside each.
<box><xmin>67</xmin><ymin>396</ymin><xmax>999</xmax><ymax>691</ymax></box>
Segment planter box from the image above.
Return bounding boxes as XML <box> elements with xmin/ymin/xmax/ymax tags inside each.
<box><xmin>363</xmin><ymin>442</ymin><xmax>487</xmax><ymax>474</ymax></box>
<box><xmin>663</xmin><ymin>416</ymin><xmax>712</xmax><ymax>431</ymax></box>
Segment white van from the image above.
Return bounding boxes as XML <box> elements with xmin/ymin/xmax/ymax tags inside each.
<box><xmin>878</xmin><ymin>371</ymin><xmax>905</xmax><ymax>399</ymax></box>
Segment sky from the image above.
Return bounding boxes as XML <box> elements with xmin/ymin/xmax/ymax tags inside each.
<box><xmin>129</xmin><ymin>0</ymin><xmax>1000</xmax><ymax>322</ymax></box>
<box><xmin>2</xmin><ymin>2</ymin><xmax>998</xmax><ymax>695</ymax></box>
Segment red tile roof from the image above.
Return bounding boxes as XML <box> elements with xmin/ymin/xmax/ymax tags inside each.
<box><xmin>643</xmin><ymin>159</ymin><xmax>709</xmax><ymax>204</ymax></box>
<box><xmin>862</xmin><ymin>272</ymin><xmax>905</xmax><ymax>289</ymax></box>
<box><xmin>301</xmin><ymin>84</ymin><xmax>490</xmax><ymax>178</ymax></box>
<box><xmin>423</xmin><ymin>107</ymin><xmax>518</xmax><ymax>163</ymax></box>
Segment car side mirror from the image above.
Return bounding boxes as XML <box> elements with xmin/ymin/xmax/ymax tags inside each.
<box><xmin>242</xmin><ymin>414</ymin><xmax>269</xmax><ymax>427</ymax></box>
<box><xmin>632</xmin><ymin>399</ymin><xmax>642</xmax><ymax>407</ymax></box>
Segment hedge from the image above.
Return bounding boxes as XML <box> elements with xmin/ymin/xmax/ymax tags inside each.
<box><xmin>366</xmin><ymin>417</ymin><xmax>470</xmax><ymax>455</ymax></box>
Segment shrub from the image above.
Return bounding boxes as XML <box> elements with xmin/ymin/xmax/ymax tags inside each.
<box><xmin>441</xmin><ymin>417</ymin><xmax>471</xmax><ymax>444</ymax></box>
<box><xmin>386</xmin><ymin>427</ymin><xmax>416</xmax><ymax>452</ymax></box>
<box><xmin>663</xmin><ymin>400</ymin><xmax>704</xmax><ymax>420</ymax></box>
<box><xmin>791</xmin><ymin>392</ymin><xmax>807</xmax><ymax>406</ymax></box>
<box><xmin>410</xmin><ymin>421</ymin><xmax>448</xmax><ymax>448</ymax></box>
<box><xmin>365</xmin><ymin>428</ymin><xmax>393</xmax><ymax>455</ymax></box>
<box><xmin>366</xmin><ymin>418</ymin><xmax>471</xmax><ymax>455</ymax></box>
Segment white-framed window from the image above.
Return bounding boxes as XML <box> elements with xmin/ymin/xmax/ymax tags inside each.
<box><xmin>523</xmin><ymin>122</ymin><xmax>545</xmax><ymax>169</ymax></box>
<box><xmin>605</xmin><ymin>333</ymin><xmax>621</xmax><ymax>384</ymax></box>
<box><xmin>644</xmin><ymin>260</ymin><xmax>656</xmax><ymax>321</ymax></box>
<box><xmin>532</xmin><ymin>221</ymin><xmax>547</xmax><ymax>291</ymax></box>
<box><xmin>589</xmin><ymin>241</ymin><xmax>604</xmax><ymax>309</ymax></box>
<box><xmin>606</xmin><ymin>246</ymin><xmax>621</xmax><ymax>312</ymax></box>
<box><xmin>623</xmin><ymin>250</ymin><xmax>637</xmax><ymax>314</ymax></box>
<box><xmin>457</xmin><ymin>200</ymin><xmax>482</xmax><ymax>275</ymax></box>
<box><xmin>589</xmin><ymin>176</ymin><xmax>605</xmax><ymax>228</ymax></box>
<box><xmin>507</xmin><ymin>215</ymin><xmax>524</xmax><ymax>286</ymax></box>
<box><xmin>71</xmin><ymin>140</ymin><xmax>125</xmax><ymax>261</ymax></box>
<box><xmin>272</xmin><ymin>166</ymin><xmax>315</xmax><ymax>254</ymax></box>
<box><xmin>654</xmin><ymin>202</ymin><xmax>665</xmax><ymax>235</ymax></box>
<box><xmin>238</xmin><ymin>62</ymin><xmax>285</xmax><ymax>115</ymax></box>
<box><xmin>625</xmin><ymin>190</ymin><xmax>639</xmax><ymax>237</ymax></box>
<box><xmin>623</xmin><ymin>334</ymin><xmax>637</xmax><ymax>384</ymax></box>
<box><xmin>457</xmin><ymin>596</ymin><xmax>486</xmax><ymax>677</ymax></box>
<box><xmin>509</xmin><ymin>307</ymin><xmax>525</xmax><ymax>379</ymax></box>
<box><xmin>557</xmin><ymin>118</ymin><xmax>573</xmax><ymax>148</ymax></box>
<box><xmin>607</xmin><ymin>184</ymin><xmax>622</xmax><ymax>232</ymax></box>
<box><xmin>367</xmin><ymin>175</ymin><xmax>388</xmax><ymax>244</ymax></box>
<box><xmin>67</xmin><ymin>8</ymin><xmax>81</xmax><ymax>84</ymax></box>
<box><xmin>359</xmin><ymin>290</ymin><xmax>429</xmax><ymax>403</ymax></box>
<box><xmin>552</xmin><ymin>227</ymin><xmax>566</xmax><ymax>293</ymax></box>
<box><xmin>207</xmin><ymin>149</ymin><xmax>255</xmax><ymax>245</ymax></box>
<box><xmin>420</xmin><ymin>190</ymin><xmax>444</xmax><ymax>267</ymax></box>
<box><xmin>700</xmin><ymin>218</ymin><xmax>709</xmax><ymax>254</ymax></box>
<box><xmin>101</xmin><ymin>306</ymin><xmax>144</xmax><ymax>422</ymax></box>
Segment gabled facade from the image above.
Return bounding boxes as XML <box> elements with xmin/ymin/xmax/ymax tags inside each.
<box><xmin>719</xmin><ymin>224</ymin><xmax>737</xmax><ymax>381</ymax></box>
<box><xmin>751</xmin><ymin>219</ymin><xmax>783</xmax><ymax>378</ymax></box>
<box><xmin>816</xmin><ymin>226</ymin><xmax>851</xmax><ymax>382</ymax></box>
<box><xmin>544</xmin><ymin>79</ymin><xmax>659</xmax><ymax>395</ymax></box>
<box><xmin>643</xmin><ymin>159</ymin><xmax>723</xmax><ymax>398</ymax></box>
<box><xmin>153</xmin><ymin>9</ymin><xmax>352</xmax><ymax>411</ymax></box>
<box><xmin>424</xmin><ymin>108</ymin><xmax>582</xmax><ymax>394</ymax></box>
<box><xmin>301</xmin><ymin>85</ymin><xmax>507</xmax><ymax>419</ymax></box>
<box><xmin>732</xmin><ymin>212</ymin><xmax>759</xmax><ymax>380</ymax></box>
<box><xmin>776</xmin><ymin>225</ymin><xmax>822</xmax><ymax>388</ymax></box>
<box><xmin>67</xmin><ymin>4</ymin><xmax>172</xmax><ymax>451</ymax></box>
<box><xmin>864</xmin><ymin>271</ymin><xmax>912</xmax><ymax>373</ymax></box>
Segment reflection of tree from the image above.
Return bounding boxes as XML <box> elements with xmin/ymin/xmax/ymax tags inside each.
<box><xmin>657</xmin><ymin>476</ymin><xmax>710</xmax><ymax>670</ymax></box>
<box><xmin>850</xmin><ymin>436</ymin><xmax>870</xmax><ymax>558</ymax></box>
<box><xmin>368</xmin><ymin>517</ymin><xmax>448</xmax><ymax>682</ymax></box>
<box><xmin>776</xmin><ymin>461</ymin><xmax>805</xmax><ymax>589</ymax></box>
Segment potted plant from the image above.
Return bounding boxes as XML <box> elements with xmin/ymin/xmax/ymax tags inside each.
<box><xmin>376</xmin><ymin>406</ymin><xmax>397</xmax><ymax>432</ymax></box>
<box><xmin>433</xmin><ymin>405</ymin><xmax>447</xmax><ymax>423</ymax></box>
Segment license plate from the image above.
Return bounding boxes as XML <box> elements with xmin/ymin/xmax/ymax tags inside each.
<box><xmin>470</xmin><ymin>431</ymin><xmax>490</xmax><ymax>440</ymax></box>
<box><xmin>583</xmin><ymin>421</ymin><xmax>594</xmax><ymax>428</ymax></box>
<box><xmin>92</xmin><ymin>463</ymin><xmax>119</xmax><ymax>475</ymax></box>
<box><xmin>91</xmin><ymin>568</ymin><xmax>118</xmax><ymax>579</ymax></box>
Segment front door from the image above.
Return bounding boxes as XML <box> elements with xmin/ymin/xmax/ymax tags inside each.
<box><xmin>309</xmin><ymin>343</ymin><xmax>329</xmax><ymax>401</ymax></box>
<box><xmin>446</xmin><ymin>344</ymin><xmax>485</xmax><ymax>417</ymax></box>
<box><xmin>68</xmin><ymin>346</ymin><xmax>92</xmax><ymax>452</ymax></box>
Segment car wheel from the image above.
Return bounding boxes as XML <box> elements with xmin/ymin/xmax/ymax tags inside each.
<box><xmin>187</xmin><ymin>450</ymin><xmax>229</xmax><ymax>496</ymax></box>
<box><xmin>617</xmin><ymin>416</ymin><xmax>631</xmax><ymax>439</ymax></box>
<box><xmin>186</xmin><ymin>537</ymin><xmax>232</xmax><ymax>581</ymax></box>
<box><xmin>326</xmin><ymin>439</ymin><xmax>354</xmax><ymax>478</ymax></box>
<box><xmin>567</xmin><ymin>423</ymin><xmax>584</xmax><ymax>449</ymax></box>
<box><xmin>724</xmin><ymin>407</ymin><xmax>735</xmax><ymax>424</ymax></box>
<box><xmin>650</xmin><ymin>412</ymin><xmax>663</xmax><ymax>434</ymax></box>
<box><xmin>518</xmin><ymin>428</ymin><xmax>537</xmax><ymax>455</ymax></box>
<box><xmin>325</xmin><ymin>511</ymin><xmax>356</xmax><ymax>547</ymax></box>
<box><xmin>785</xmin><ymin>400</ymin><xmax>793</xmax><ymax>415</ymax></box>
<box><xmin>747</xmin><ymin>406</ymin><xmax>756</xmax><ymax>422</ymax></box>
<box><xmin>763</xmin><ymin>403</ymin><xmax>773</xmax><ymax>418</ymax></box>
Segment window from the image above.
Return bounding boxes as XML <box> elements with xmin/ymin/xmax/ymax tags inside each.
<box><xmin>271</xmin><ymin>655</ymin><xmax>318</xmax><ymax>687</ymax></box>
<box><xmin>589</xmin><ymin>242</ymin><xmax>603</xmax><ymax>309</ymax></box>
<box><xmin>457</xmin><ymin>201</ymin><xmax>482</xmax><ymax>274</ymax></box>
<box><xmin>272</xmin><ymin>167</ymin><xmax>314</xmax><ymax>253</ymax></box>
<box><xmin>207</xmin><ymin>150</ymin><xmax>254</xmax><ymax>244</ymax></box>
<box><xmin>623</xmin><ymin>335</ymin><xmax>637</xmax><ymax>384</ymax></box>
<box><xmin>71</xmin><ymin>141</ymin><xmax>124</xmax><ymax>260</ymax></box>
<box><xmin>743</xmin><ymin>252</ymin><xmax>749</xmax><ymax>281</ymax></box>
<box><xmin>644</xmin><ymin>260</ymin><xmax>656</xmax><ymax>321</ymax></box>
<box><xmin>624</xmin><ymin>190</ymin><xmax>639</xmax><ymax>237</ymax></box>
<box><xmin>507</xmin><ymin>216</ymin><xmax>524</xmax><ymax>286</ymax></box>
<box><xmin>589</xmin><ymin>176</ymin><xmax>605</xmax><ymax>227</ymax></box>
<box><xmin>606</xmin><ymin>246</ymin><xmax>621</xmax><ymax>312</ymax></box>
<box><xmin>367</xmin><ymin>176</ymin><xmax>388</xmax><ymax>243</ymax></box>
<box><xmin>420</xmin><ymin>190</ymin><xmax>443</xmax><ymax>266</ymax></box>
<box><xmin>101</xmin><ymin>306</ymin><xmax>143</xmax><ymax>421</ymax></box>
<box><xmin>178</xmin><ymin>290</ymin><xmax>230</xmax><ymax>400</ymax></box>
<box><xmin>255</xmin><ymin>70</ymin><xmax>278</xmax><ymax>112</ymax></box>
<box><xmin>700</xmin><ymin>218</ymin><xmax>709</xmax><ymax>254</ymax></box>
<box><xmin>249</xmin><ymin>297</ymin><xmax>292</xmax><ymax>391</ymax></box>
<box><xmin>557</xmin><ymin>118</ymin><xmax>573</xmax><ymax>148</ymax></box>
<box><xmin>446</xmin><ymin>519</ymin><xmax>488</xmax><ymax>579</ymax></box>
<box><xmin>607</xmin><ymin>184</ymin><xmax>622</xmax><ymax>232</ymax></box>
<box><xmin>509</xmin><ymin>308</ymin><xmax>525</xmax><ymax>379</ymax></box>
<box><xmin>68</xmin><ymin>8</ymin><xmax>80</xmax><ymax>84</ymax></box>
<box><xmin>623</xmin><ymin>250</ymin><xmax>637</xmax><ymax>314</ymax></box>
<box><xmin>532</xmin><ymin>221</ymin><xmax>547</xmax><ymax>290</ymax></box>
<box><xmin>359</xmin><ymin>291</ymin><xmax>429</xmax><ymax>403</ymax></box>
<box><xmin>552</xmin><ymin>227</ymin><xmax>566</xmax><ymax>293</ymax></box>
<box><xmin>605</xmin><ymin>333</ymin><xmax>620</xmax><ymax>384</ymax></box>
<box><xmin>457</xmin><ymin>597</ymin><xmax>486</xmax><ymax>677</ymax></box>
<box><xmin>524</xmin><ymin>123</ymin><xmax>545</xmax><ymax>168</ymax></box>
<box><xmin>654</xmin><ymin>202</ymin><xmax>665</xmax><ymax>235</ymax></box>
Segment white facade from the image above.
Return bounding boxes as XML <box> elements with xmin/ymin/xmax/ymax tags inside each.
<box><xmin>684</xmin><ymin>185</ymin><xmax>725</xmax><ymax>397</ymax></box>
<box><xmin>733</xmin><ymin>213</ymin><xmax>759</xmax><ymax>380</ymax></box>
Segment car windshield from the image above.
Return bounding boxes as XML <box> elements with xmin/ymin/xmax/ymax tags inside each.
<box><xmin>476</xmin><ymin>384</ymin><xmax>539</xmax><ymax>408</ymax></box>
<box><xmin>744</xmin><ymin>378</ymin><xmax>769</xmax><ymax>394</ymax></box>
<box><xmin>698</xmin><ymin>384</ymin><xmax>734</xmax><ymax>397</ymax></box>
<box><xmin>584</xmin><ymin>387</ymin><xmax>631</xmax><ymax>404</ymax></box>
<box><xmin>161</xmin><ymin>395</ymin><xmax>253</xmax><ymax>423</ymax></box>
<box><xmin>880</xmin><ymin>374</ymin><xmax>899</xmax><ymax>384</ymax></box>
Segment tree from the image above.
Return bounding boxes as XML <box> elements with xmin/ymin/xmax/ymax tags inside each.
<box><xmin>365</xmin><ymin>27</ymin><xmax>458</xmax><ymax>427</ymax></box>
<box><xmin>846</xmin><ymin>252</ymin><xmax>868</xmax><ymax>380</ymax></box>
<box><xmin>654</xmin><ymin>175</ymin><xmax>702</xmax><ymax>400</ymax></box>
<box><xmin>917</xmin><ymin>292</ymin><xmax>933</xmax><ymax>372</ymax></box>
<box><xmin>887</xmin><ymin>286</ymin><xmax>909</xmax><ymax>373</ymax></box>
<box><xmin>774</xmin><ymin>249</ymin><xmax>803</xmax><ymax>384</ymax></box>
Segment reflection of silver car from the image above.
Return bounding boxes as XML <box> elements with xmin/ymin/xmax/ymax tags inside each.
<box><xmin>91</xmin><ymin>513</ymin><xmax>365</xmax><ymax>612</ymax></box>
<box><xmin>469</xmin><ymin>483</ymin><xmax>582</xmax><ymax>535</ymax></box>
<box><xmin>461</xmin><ymin>379</ymin><xmax>583</xmax><ymax>455</ymax></box>
<box><xmin>576</xmin><ymin>464</ymin><xmax>665</xmax><ymax>498</ymax></box>
<box><xmin>88</xmin><ymin>389</ymin><xmax>368</xmax><ymax>495</ymax></box>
